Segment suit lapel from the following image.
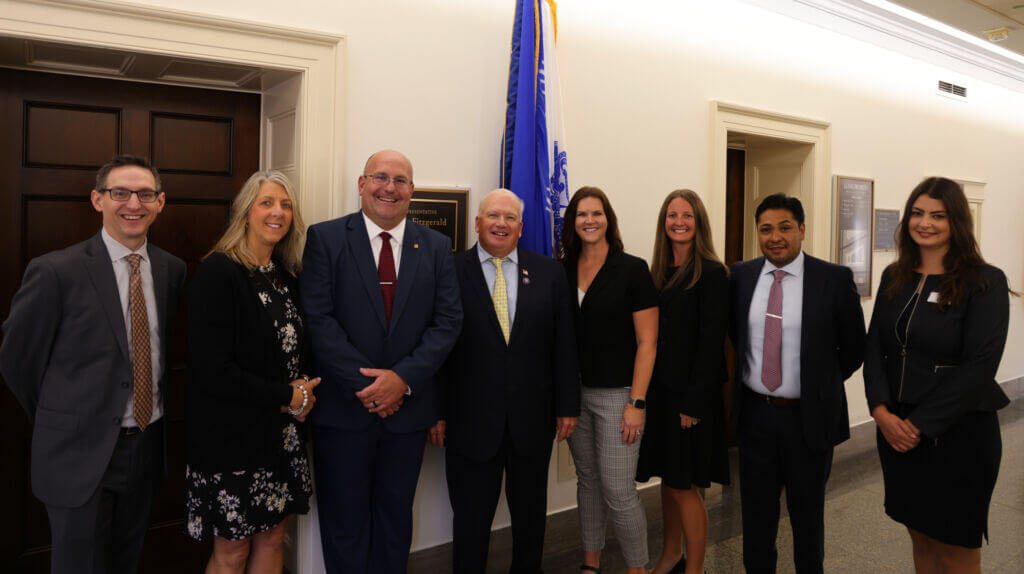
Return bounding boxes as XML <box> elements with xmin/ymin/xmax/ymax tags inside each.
<box><xmin>579</xmin><ymin>250</ymin><xmax>618</xmax><ymax>311</ymax></box>
<box><xmin>390</xmin><ymin>221</ymin><xmax>421</xmax><ymax>327</ymax></box>
<box><xmin>799</xmin><ymin>254</ymin><xmax>818</xmax><ymax>367</ymax></box>
<box><xmin>508</xmin><ymin>251</ymin><xmax>530</xmax><ymax>345</ymax></box>
<box><xmin>150</xmin><ymin>247</ymin><xmax>169</xmax><ymax>345</ymax></box>
<box><xmin>347</xmin><ymin>214</ymin><xmax>388</xmax><ymax>330</ymax></box>
<box><xmin>84</xmin><ymin>233</ymin><xmax>130</xmax><ymax>361</ymax></box>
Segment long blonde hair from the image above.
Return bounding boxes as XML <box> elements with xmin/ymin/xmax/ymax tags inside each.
<box><xmin>206</xmin><ymin>170</ymin><xmax>306</xmax><ymax>275</ymax></box>
<box><xmin>651</xmin><ymin>189</ymin><xmax>725</xmax><ymax>290</ymax></box>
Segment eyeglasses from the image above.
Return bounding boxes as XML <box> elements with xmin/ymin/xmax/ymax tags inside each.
<box><xmin>363</xmin><ymin>173</ymin><xmax>412</xmax><ymax>190</ymax></box>
<box><xmin>99</xmin><ymin>187</ymin><xmax>162</xmax><ymax>203</ymax></box>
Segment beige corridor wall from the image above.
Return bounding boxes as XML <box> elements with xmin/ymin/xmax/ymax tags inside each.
<box><xmin>124</xmin><ymin>0</ymin><xmax>1024</xmax><ymax>553</ymax></box>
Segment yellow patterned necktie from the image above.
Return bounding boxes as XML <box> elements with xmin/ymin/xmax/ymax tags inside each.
<box><xmin>489</xmin><ymin>257</ymin><xmax>511</xmax><ymax>344</ymax></box>
<box><xmin>125</xmin><ymin>254</ymin><xmax>153</xmax><ymax>431</ymax></box>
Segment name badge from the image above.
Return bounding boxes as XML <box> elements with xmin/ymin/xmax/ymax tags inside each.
<box><xmin>927</xmin><ymin>291</ymin><xmax>940</xmax><ymax>303</ymax></box>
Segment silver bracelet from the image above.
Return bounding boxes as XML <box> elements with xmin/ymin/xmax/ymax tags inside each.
<box><xmin>287</xmin><ymin>384</ymin><xmax>309</xmax><ymax>416</ymax></box>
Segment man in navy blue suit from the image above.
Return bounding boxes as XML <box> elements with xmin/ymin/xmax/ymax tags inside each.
<box><xmin>300</xmin><ymin>149</ymin><xmax>462</xmax><ymax>573</ymax></box>
<box><xmin>729</xmin><ymin>194</ymin><xmax>864</xmax><ymax>574</ymax></box>
<box><xmin>430</xmin><ymin>189</ymin><xmax>579</xmax><ymax>573</ymax></box>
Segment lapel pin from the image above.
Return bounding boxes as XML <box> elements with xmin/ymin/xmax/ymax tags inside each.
<box><xmin>414</xmin><ymin>243</ymin><xmax>419</xmax><ymax>249</ymax></box>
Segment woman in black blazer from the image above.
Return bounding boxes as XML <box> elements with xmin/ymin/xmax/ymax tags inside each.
<box><xmin>560</xmin><ymin>186</ymin><xmax>659</xmax><ymax>574</ymax></box>
<box><xmin>185</xmin><ymin>171</ymin><xmax>320</xmax><ymax>573</ymax></box>
<box><xmin>864</xmin><ymin>177</ymin><xmax>1012</xmax><ymax>573</ymax></box>
<box><xmin>636</xmin><ymin>190</ymin><xmax>729</xmax><ymax>574</ymax></box>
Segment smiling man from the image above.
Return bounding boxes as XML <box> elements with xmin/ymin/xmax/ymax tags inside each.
<box><xmin>728</xmin><ymin>194</ymin><xmax>865</xmax><ymax>574</ymax></box>
<box><xmin>1</xmin><ymin>155</ymin><xmax>186</xmax><ymax>574</ymax></box>
<box><xmin>300</xmin><ymin>149</ymin><xmax>462</xmax><ymax>573</ymax></box>
<box><xmin>430</xmin><ymin>189</ymin><xmax>578</xmax><ymax>573</ymax></box>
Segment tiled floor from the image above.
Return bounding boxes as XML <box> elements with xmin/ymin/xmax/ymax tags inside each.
<box><xmin>410</xmin><ymin>398</ymin><xmax>1024</xmax><ymax>573</ymax></box>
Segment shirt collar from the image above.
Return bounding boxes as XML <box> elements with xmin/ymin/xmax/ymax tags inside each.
<box><xmin>476</xmin><ymin>243</ymin><xmax>519</xmax><ymax>265</ymax></box>
<box><xmin>101</xmin><ymin>227</ymin><xmax>149</xmax><ymax>263</ymax></box>
<box><xmin>362</xmin><ymin>212</ymin><xmax>407</xmax><ymax>246</ymax></box>
<box><xmin>760</xmin><ymin>250</ymin><xmax>805</xmax><ymax>278</ymax></box>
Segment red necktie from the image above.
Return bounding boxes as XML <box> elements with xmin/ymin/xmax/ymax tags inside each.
<box><xmin>378</xmin><ymin>231</ymin><xmax>397</xmax><ymax>324</ymax></box>
<box><xmin>761</xmin><ymin>269</ymin><xmax>786</xmax><ymax>392</ymax></box>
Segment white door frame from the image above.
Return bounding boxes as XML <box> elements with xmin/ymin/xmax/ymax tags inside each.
<box><xmin>710</xmin><ymin>101</ymin><xmax>832</xmax><ymax>259</ymax></box>
<box><xmin>0</xmin><ymin>0</ymin><xmax>345</xmax><ymax>223</ymax></box>
<box><xmin>1</xmin><ymin>2</ymin><xmax>343</xmax><ymax>572</ymax></box>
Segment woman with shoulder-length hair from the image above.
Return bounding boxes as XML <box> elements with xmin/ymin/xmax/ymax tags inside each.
<box><xmin>864</xmin><ymin>176</ymin><xmax>1014</xmax><ymax>573</ymax></box>
<box><xmin>185</xmin><ymin>170</ymin><xmax>321</xmax><ymax>573</ymax></box>
<box><xmin>637</xmin><ymin>190</ymin><xmax>730</xmax><ymax>574</ymax></box>
<box><xmin>560</xmin><ymin>186</ymin><xmax>659</xmax><ymax>574</ymax></box>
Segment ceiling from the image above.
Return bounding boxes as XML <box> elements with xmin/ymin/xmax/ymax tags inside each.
<box><xmin>0</xmin><ymin>36</ymin><xmax>296</xmax><ymax>92</ymax></box>
<box><xmin>888</xmin><ymin>0</ymin><xmax>1024</xmax><ymax>59</ymax></box>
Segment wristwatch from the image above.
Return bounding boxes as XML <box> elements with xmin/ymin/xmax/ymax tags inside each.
<box><xmin>627</xmin><ymin>397</ymin><xmax>646</xmax><ymax>410</ymax></box>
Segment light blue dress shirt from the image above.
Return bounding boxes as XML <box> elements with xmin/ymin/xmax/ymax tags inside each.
<box><xmin>744</xmin><ymin>251</ymin><xmax>805</xmax><ymax>399</ymax></box>
<box><xmin>477</xmin><ymin>243</ymin><xmax>519</xmax><ymax>327</ymax></box>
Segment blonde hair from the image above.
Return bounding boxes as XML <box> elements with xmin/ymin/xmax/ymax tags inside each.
<box><xmin>206</xmin><ymin>170</ymin><xmax>306</xmax><ymax>275</ymax></box>
<box><xmin>651</xmin><ymin>189</ymin><xmax>726</xmax><ymax>290</ymax></box>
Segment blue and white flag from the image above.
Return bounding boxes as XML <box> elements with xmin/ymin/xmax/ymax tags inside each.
<box><xmin>500</xmin><ymin>0</ymin><xmax>570</xmax><ymax>258</ymax></box>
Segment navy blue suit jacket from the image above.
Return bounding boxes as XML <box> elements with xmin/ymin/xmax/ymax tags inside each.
<box><xmin>729</xmin><ymin>253</ymin><xmax>865</xmax><ymax>452</ymax></box>
<box><xmin>299</xmin><ymin>212</ymin><xmax>462</xmax><ymax>433</ymax></box>
<box><xmin>439</xmin><ymin>246</ymin><xmax>579</xmax><ymax>461</ymax></box>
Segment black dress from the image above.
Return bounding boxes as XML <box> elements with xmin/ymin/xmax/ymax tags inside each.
<box><xmin>636</xmin><ymin>259</ymin><xmax>730</xmax><ymax>489</ymax></box>
<box><xmin>864</xmin><ymin>266</ymin><xmax>1010</xmax><ymax>548</ymax></box>
<box><xmin>185</xmin><ymin>257</ymin><xmax>312</xmax><ymax>541</ymax></box>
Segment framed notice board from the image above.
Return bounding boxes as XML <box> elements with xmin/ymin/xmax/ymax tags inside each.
<box><xmin>874</xmin><ymin>209</ymin><xmax>899</xmax><ymax>252</ymax></box>
<box><xmin>409</xmin><ymin>187</ymin><xmax>469</xmax><ymax>252</ymax></box>
<box><xmin>833</xmin><ymin>175</ymin><xmax>874</xmax><ymax>298</ymax></box>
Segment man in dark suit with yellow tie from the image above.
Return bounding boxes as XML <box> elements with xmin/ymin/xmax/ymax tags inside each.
<box><xmin>430</xmin><ymin>188</ymin><xmax>579</xmax><ymax>573</ymax></box>
<box><xmin>1</xmin><ymin>155</ymin><xmax>186</xmax><ymax>574</ymax></box>
<box><xmin>300</xmin><ymin>149</ymin><xmax>462</xmax><ymax>573</ymax></box>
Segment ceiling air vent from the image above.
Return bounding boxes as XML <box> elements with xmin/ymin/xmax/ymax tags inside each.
<box><xmin>938</xmin><ymin>80</ymin><xmax>967</xmax><ymax>99</ymax></box>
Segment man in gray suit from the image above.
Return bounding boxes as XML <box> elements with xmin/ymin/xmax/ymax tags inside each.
<box><xmin>1</xmin><ymin>155</ymin><xmax>186</xmax><ymax>574</ymax></box>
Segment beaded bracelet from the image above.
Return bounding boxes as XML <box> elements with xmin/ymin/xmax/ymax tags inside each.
<box><xmin>288</xmin><ymin>384</ymin><xmax>309</xmax><ymax>416</ymax></box>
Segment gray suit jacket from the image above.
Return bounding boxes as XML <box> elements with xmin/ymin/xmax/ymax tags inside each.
<box><xmin>0</xmin><ymin>232</ymin><xmax>186</xmax><ymax>508</ymax></box>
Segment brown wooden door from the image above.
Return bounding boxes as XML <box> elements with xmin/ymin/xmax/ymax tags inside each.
<box><xmin>0</xmin><ymin>68</ymin><xmax>260</xmax><ymax>573</ymax></box>
<box><xmin>723</xmin><ymin>148</ymin><xmax>746</xmax><ymax>446</ymax></box>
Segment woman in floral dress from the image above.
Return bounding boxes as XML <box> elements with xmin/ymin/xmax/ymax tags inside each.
<box><xmin>185</xmin><ymin>170</ymin><xmax>319</xmax><ymax>573</ymax></box>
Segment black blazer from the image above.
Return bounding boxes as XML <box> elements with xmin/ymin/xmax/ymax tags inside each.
<box><xmin>440</xmin><ymin>246</ymin><xmax>579</xmax><ymax>461</ymax></box>
<box><xmin>655</xmin><ymin>259</ymin><xmax>729</xmax><ymax>419</ymax></box>
<box><xmin>864</xmin><ymin>265</ymin><xmax>1009</xmax><ymax>438</ymax></box>
<box><xmin>186</xmin><ymin>252</ymin><xmax>301</xmax><ymax>471</ymax></box>
<box><xmin>565</xmin><ymin>250</ymin><xmax>658</xmax><ymax>388</ymax></box>
<box><xmin>729</xmin><ymin>253</ymin><xmax>865</xmax><ymax>452</ymax></box>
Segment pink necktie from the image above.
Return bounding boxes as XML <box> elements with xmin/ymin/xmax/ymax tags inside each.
<box><xmin>761</xmin><ymin>269</ymin><xmax>786</xmax><ymax>392</ymax></box>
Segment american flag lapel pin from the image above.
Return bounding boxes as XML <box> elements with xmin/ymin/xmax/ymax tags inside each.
<box><xmin>522</xmin><ymin>267</ymin><xmax>530</xmax><ymax>285</ymax></box>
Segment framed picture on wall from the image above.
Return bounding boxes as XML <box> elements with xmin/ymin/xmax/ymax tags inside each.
<box><xmin>833</xmin><ymin>175</ymin><xmax>874</xmax><ymax>298</ymax></box>
<box><xmin>409</xmin><ymin>187</ymin><xmax>469</xmax><ymax>253</ymax></box>
<box><xmin>873</xmin><ymin>209</ymin><xmax>899</xmax><ymax>252</ymax></box>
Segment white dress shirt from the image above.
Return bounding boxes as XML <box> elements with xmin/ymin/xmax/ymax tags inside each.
<box><xmin>477</xmin><ymin>243</ymin><xmax>519</xmax><ymax>326</ymax></box>
<box><xmin>744</xmin><ymin>251</ymin><xmax>805</xmax><ymax>399</ymax></box>
<box><xmin>101</xmin><ymin>228</ymin><xmax>163</xmax><ymax>427</ymax></box>
<box><xmin>362</xmin><ymin>212</ymin><xmax>406</xmax><ymax>275</ymax></box>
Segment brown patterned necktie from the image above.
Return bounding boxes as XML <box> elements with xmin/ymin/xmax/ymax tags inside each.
<box><xmin>125</xmin><ymin>254</ymin><xmax>153</xmax><ymax>431</ymax></box>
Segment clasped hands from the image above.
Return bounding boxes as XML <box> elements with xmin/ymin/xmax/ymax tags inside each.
<box><xmin>356</xmin><ymin>367</ymin><xmax>406</xmax><ymax>418</ymax></box>
<box><xmin>283</xmin><ymin>376</ymin><xmax>321</xmax><ymax>422</ymax></box>
<box><xmin>872</xmin><ymin>404</ymin><xmax>921</xmax><ymax>453</ymax></box>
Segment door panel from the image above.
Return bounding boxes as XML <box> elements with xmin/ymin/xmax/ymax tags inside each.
<box><xmin>0</xmin><ymin>67</ymin><xmax>260</xmax><ymax>573</ymax></box>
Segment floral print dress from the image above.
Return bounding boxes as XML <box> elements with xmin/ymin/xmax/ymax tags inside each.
<box><xmin>185</xmin><ymin>261</ymin><xmax>312</xmax><ymax>541</ymax></box>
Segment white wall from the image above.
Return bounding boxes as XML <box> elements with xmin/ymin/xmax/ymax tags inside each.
<box><xmin>125</xmin><ymin>0</ymin><xmax>1024</xmax><ymax>553</ymax></box>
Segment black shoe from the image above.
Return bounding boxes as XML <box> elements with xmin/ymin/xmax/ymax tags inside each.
<box><xmin>667</xmin><ymin>556</ymin><xmax>686</xmax><ymax>573</ymax></box>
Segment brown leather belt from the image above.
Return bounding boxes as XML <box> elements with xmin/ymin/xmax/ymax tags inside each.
<box><xmin>746</xmin><ymin>387</ymin><xmax>801</xmax><ymax>407</ymax></box>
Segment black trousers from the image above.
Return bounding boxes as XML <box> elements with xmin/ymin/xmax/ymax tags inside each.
<box><xmin>445</xmin><ymin>427</ymin><xmax>553</xmax><ymax>574</ymax></box>
<box><xmin>45</xmin><ymin>420</ymin><xmax>163</xmax><ymax>574</ymax></box>
<box><xmin>738</xmin><ymin>394</ymin><xmax>832</xmax><ymax>574</ymax></box>
<box><xmin>313</xmin><ymin>420</ymin><xmax>428</xmax><ymax>574</ymax></box>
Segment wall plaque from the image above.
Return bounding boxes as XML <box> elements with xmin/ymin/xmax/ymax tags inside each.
<box><xmin>409</xmin><ymin>187</ymin><xmax>469</xmax><ymax>253</ymax></box>
<box><xmin>833</xmin><ymin>175</ymin><xmax>874</xmax><ymax>298</ymax></box>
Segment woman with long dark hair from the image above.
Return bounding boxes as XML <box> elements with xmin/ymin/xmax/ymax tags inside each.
<box><xmin>560</xmin><ymin>186</ymin><xmax>659</xmax><ymax>574</ymax></box>
<box><xmin>864</xmin><ymin>176</ymin><xmax>1012</xmax><ymax>573</ymax></box>
<box><xmin>637</xmin><ymin>190</ymin><xmax>729</xmax><ymax>574</ymax></box>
